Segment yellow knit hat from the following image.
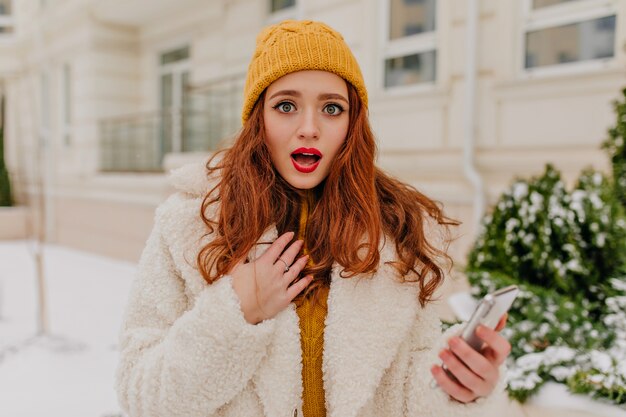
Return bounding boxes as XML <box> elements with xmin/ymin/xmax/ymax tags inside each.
<box><xmin>241</xmin><ymin>20</ymin><xmax>368</xmax><ymax>123</ymax></box>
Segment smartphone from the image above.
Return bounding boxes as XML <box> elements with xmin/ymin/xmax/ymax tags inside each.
<box><xmin>460</xmin><ymin>285</ymin><xmax>519</xmax><ymax>351</ymax></box>
<box><xmin>431</xmin><ymin>285</ymin><xmax>519</xmax><ymax>389</ymax></box>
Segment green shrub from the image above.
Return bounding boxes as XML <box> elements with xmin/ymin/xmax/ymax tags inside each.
<box><xmin>604</xmin><ymin>88</ymin><xmax>626</xmax><ymax>210</ymax></box>
<box><xmin>468</xmin><ymin>165</ymin><xmax>626</xmax><ymax>303</ymax></box>
<box><xmin>466</xmin><ymin>164</ymin><xmax>626</xmax><ymax>405</ymax></box>
<box><xmin>0</xmin><ymin>126</ymin><xmax>12</xmax><ymax>207</ymax></box>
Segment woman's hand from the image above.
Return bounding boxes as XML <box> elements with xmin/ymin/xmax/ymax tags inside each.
<box><xmin>230</xmin><ymin>231</ymin><xmax>313</xmax><ymax>324</ymax></box>
<box><xmin>430</xmin><ymin>314</ymin><xmax>511</xmax><ymax>403</ymax></box>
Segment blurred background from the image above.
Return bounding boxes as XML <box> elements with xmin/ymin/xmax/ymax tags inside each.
<box><xmin>0</xmin><ymin>0</ymin><xmax>625</xmax><ymax>416</ymax></box>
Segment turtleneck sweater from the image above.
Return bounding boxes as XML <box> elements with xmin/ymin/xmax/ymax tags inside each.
<box><xmin>294</xmin><ymin>190</ymin><xmax>329</xmax><ymax>417</ymax></box>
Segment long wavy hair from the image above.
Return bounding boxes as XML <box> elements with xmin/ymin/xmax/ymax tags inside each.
<box><xmin>197</xmin><ymin>83</ymin><xmax>458</xmax><ymax>306</ymax></box>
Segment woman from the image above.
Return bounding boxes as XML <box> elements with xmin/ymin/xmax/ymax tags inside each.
<box><xmin>116</xmin><ymin>20</ymin><xmax>511</xmax><ymax>417</ymax></box>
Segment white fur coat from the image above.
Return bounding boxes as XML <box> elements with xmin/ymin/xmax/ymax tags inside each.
<box><xmin>115</xmin><ymin>162</ymin><xmax>507</xmax><ymax>417</ymax></box>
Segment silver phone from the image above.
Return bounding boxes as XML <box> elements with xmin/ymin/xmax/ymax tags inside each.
<box><xmin>431</xmin><ymin>285</ymin><xmax>519</xmax><ymax>389</ymax></box>
<box><xmin>460</xmin><ymin>285</ymin><xmax>519</xmax><ymax>351</ymax></box>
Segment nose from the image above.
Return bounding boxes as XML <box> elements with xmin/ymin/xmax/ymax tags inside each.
<box><xmin>296</xmin><ymin>109</ymin><xmax>320</xmax><ymax>140</ymax></box>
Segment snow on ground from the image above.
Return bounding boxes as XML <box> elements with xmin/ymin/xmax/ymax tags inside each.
<box><xmin>0</xmin><ymin>240</ymin><xmax>135</xmax><ymax>417</ymax></box>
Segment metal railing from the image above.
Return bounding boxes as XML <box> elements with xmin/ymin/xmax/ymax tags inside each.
<box><xmin>99</xmin><ymin>108</ymin><xmax>222</xmax><ymax>172</ymax></box>
<box><xmin>99</xmin><ymin>75</ymin><xmax>244</xmax><ymax>173</ymax></box>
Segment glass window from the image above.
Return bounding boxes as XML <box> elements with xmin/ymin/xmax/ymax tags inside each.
<box><xmin>160</xmin><ymin>73</ymin><xmax>173</xmax><ymax>110</ymax></box>
<box><xmin>0</xmin><ymin>0</ymin><xmax>11</xmax><ymax>15</ymax></box>
<box><xmin>525</xmin><ymin>15</ymin><xmax>616</xmax><ymax>69</ymax></box>
<box><xmin>533</xmin><ymin>0</ymin><xmax>577</xmax><ymax>8</ymax></box>
<box><xmin>389</xmin><ymin>0</ymin><xmax>435</xmax><ymax>40</ymax></box>
<box><xmin>160</xmin><ymin>46</ymin><xmax>190</xmax><ymax>66</ymax></box>
<box><xmin>271</xmin><ymin>0</ymin><xmax>295</xmax><ymax>13</ymax></box>
<box><xmin>384</xmin><ymin>0</ymin><xmax>436</xmax><ymax>88</ymax></box>
<box><xmin>385</xmin><ymin>51</ymin><xmax>436</xmax><ymax>88</ymax></box>
<box><xmin>0</xmin><ymin>0</ymin><xmax>12</xmax><ymax>34</ymax></box>
<box><xmin>40</xmin><ymin>73</ymin><xmax>50</xmax><ymax>147</ymax></box>
<box><xmin>184</xmin><ymin>76</ymin><xmax>244</xmax><ymax>152</ymax></box>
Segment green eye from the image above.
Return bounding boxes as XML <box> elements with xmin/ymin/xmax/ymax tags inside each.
<box><xmin>276</xmin><ymin>102</ymin><xmax>295</xmax><ymax>113</ymax></box>
<box><xmin>324</xmin><ymin>104</ymin><xmax>343</xmax><ymax>115</ymax></box>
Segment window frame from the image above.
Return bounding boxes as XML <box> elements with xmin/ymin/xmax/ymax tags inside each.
<box><xmin>379</xmin><ymin>0</ymin><xmax>439</xmax><ymax>96</ymax></box>
<box><xmin>520</xmin><ymin>0</ymin><xmax>620</xmax><ymax>78</ymax></box>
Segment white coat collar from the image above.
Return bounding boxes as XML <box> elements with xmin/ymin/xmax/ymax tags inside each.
<box><xmin>249</xmin><ymin>227</ymin><xmax>419</xmax><ymax>417</ymax></box>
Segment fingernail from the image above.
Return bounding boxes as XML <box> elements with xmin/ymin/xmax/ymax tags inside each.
<box><xmin>476</xmin><ymin>325</ymin><xmax>486</xmax><ymax>336</ymax></box>
<box><xmin>449</xmin><ymin>337</ymin><xmax>459</xmax><ymax>348</ymax></box>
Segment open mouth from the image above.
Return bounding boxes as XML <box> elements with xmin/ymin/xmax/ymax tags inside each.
<box><xmin>291</xmin><ymin>148</ymin><xmax>322</xmax><ymax>173</ymax></box>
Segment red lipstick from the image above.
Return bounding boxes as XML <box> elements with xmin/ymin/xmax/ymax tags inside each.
<box><xmin>291</xmin><ymin>148</ymin><xmax>322</xmax><ymax>173</ymax></box>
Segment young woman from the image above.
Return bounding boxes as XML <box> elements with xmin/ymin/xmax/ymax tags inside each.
<box><xmin>116</xmin><ymin>20</ymin><xmax>511</xmax><ymax>417</ymax></box>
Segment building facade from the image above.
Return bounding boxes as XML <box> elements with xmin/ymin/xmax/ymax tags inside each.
<box><xmin>0</xmin><ymin>0</ymin><xmax>624</xmax><ymax>263</ymax></box>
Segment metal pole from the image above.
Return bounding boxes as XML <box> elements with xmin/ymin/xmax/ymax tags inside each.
<box><xmin>33</xmin><ymin>25</ymin><xmax>49</xmax><ymax>336</ymax></box>
<box><xmin>463</xmin><ymin>0</ymin><xmax>486</xmax><ymax>228</ymax></box>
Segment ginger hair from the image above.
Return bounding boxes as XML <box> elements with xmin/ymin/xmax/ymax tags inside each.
<box><xmin>197</xmin><ymin>84</ymin><xmax>458</xmax><ymax>306</ymax></box>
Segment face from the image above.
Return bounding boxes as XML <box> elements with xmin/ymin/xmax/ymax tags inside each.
<box><xmin>263</xmin><ymin>70</ymin><xmax>350</xmax><ymax>190</ymax></box>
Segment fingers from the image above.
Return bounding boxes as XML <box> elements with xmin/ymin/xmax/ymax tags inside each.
<box><xmin>444</xmin><ymin>337</ymin><xmax>498</xmax><ymax>394</ymax></box>
<box><xmin>430</xmin><ymin>365</ymin><xmax>476</xmax><ymax>403</ymax></box>
<box><xmin>262</xmin><ymin>231</ymin><xmax>295</xmax><ymax>263</ymax></box>
<box><xmin>475</xmin><ymin>325</ymin><xmax>511</xmax><ymax>365</ymax></box>
<box><xmin>275</xmin><ymin>239</ymin><xmax>304</xmax><ymax>270</ymax></box>
<box><xmin>438</xmin><ymin>348</ymin><xmax>492</xmax><ymax>397</ymax></box>
<box><xmin>282</xmin><ymin>254</ymin><xmax>309</xmax><ymax>284</ymax></box>
<box><xmin>286</xmin><ymin>275</ymin><xmax>313</xmax><ymax>301</ymax></box>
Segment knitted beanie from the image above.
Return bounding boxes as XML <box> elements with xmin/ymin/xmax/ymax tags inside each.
<box><xmin>241</xmin><ymin>20</ymin><xmax>368</xmax><ymax>123</ymax></box>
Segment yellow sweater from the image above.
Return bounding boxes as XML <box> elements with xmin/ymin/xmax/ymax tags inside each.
<box><xmin>294</xmin><ymin>191</ymin><xmax>328</xmax><ymax>417</ymax></box>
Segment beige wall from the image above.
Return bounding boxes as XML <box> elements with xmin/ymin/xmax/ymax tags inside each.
<box><xmin>54</xmin><ymin>197</ymin><xmax>157</xmax><ymax>262</ymax></box>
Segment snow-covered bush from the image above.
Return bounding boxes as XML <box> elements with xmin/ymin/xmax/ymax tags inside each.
<box><xmin>491</xmin><ymin>276</ymin><xmax>626</xmax><ymax>404</ymax></box>
<box><xmin>468</xmin><ymin>165</ymin><xmax>626</xmax><ymax>303</ymax></box>
<box><xmin>466</xmin><ymin>165</ymin><xmax>626</xmax><ymax>405</ymax></box>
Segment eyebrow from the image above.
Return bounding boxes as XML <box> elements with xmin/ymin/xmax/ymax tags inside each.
<box><xmin>268</xmin><ymin>90</ymin><xmax>349</xmax><ymax>104</ymax></box>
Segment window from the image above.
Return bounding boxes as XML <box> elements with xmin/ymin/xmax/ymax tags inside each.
<box><xmin>270</xmin><ymin>0</ymin><xmax>295</xmax><ymax>13</ymax></box>
<box><xmin>382</xmin><ymin>0</ymin><xmax>437</xmax><ymax>89</ymax></box>
<box><xmin>522</xmin><ymin>0</ymin><xmax>618</xmax><ymax>72</ymax></box>
<box><xmin>533</xmin><ymin>0</ymin><xmax>576</xmax><ymax>8</ymax></box>
<box><xmin>159</xmin><ymin>45</ymin><xmax>191</xmax><ymax>155</ymax></box>
<box><xmin>268</xmin><ymin>0</ymin><xmax>299</xmax><ymax>22</ymax></box>
<box><xmin>39</xmin><ymin>72</ymin><xmax>50</xmax><ymax>147</ymax></box>
<box><xmin>185</xmin><ymin>75</ymin><xmax>245</xmax><ymax>152</ymax></box>
<box><xmin>160</xmin><ymin>46</ymin><xmax>189</xmax><ymax>66</ymax></box>
<box><xmin>0</xmin><ymin>0</ymin><xmax>11</xmax><ymax>15</ymax></box>
<box><xmin>0</xmin><ymin>0</ymin><xmax>13</xmax><ymax>35</ymax></box>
